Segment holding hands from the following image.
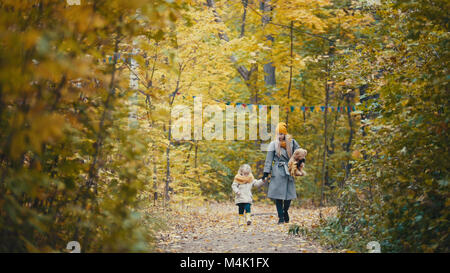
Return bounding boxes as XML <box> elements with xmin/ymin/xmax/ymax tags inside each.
<box><xmin>262</xmin><ymin>172</ymin><xmax>270</xmax><ymax>183</ymax></box>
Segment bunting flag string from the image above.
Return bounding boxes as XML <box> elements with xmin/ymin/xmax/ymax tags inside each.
<box><xmin>103</xmin><ymin>52</ymin><xmax>138</xmax><ymax>64</ymax></box>
<box><xmin>188</xmin><ymin>96</ymin><xmax>358</xmax><ymax>113</ymax></box>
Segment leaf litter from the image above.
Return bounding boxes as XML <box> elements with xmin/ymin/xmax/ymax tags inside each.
<box><xmin>156</xmin><ymin>201</ymin><xmax>337</xmax><ymax>253</ymax></box>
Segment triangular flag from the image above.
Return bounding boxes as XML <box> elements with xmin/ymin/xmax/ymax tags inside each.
<box><xmin>291</xmin><ymin>106</ymin><xmax>295</xmax><ymax>112</ymax></box>
<box><xmin>320</xmin><ymin>106</ymin><xmax>325</xmax><ymax>112</ymax></box>
<box><xmin>310</xmin><ymin>106</ymin><xmax>315</xmax><ymax>112</ymax></box>
<box><xmin>301</xmin><ymin>106</ymin><xmax>306</xmax><ymax>112</ymax></box>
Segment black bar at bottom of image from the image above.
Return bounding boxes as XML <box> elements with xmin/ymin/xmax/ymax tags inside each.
<box><xmin>0</xmin><ymin>252</ymin><xmax>445</xmax><ymax>272</ymax></box>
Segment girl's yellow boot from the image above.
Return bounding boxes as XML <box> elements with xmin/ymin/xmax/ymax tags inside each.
<box><xmin>238</xmin><ymin>214</ymin><xmax>244</xmax><ymax>226</ymax></box>
<box><xmin>245</xmin><ymin>213</ymin><xmax>252</xmax><ymax>225</ymax></box>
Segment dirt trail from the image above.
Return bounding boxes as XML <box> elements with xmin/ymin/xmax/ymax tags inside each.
<box><xmin>156</xmin><ymin>202</ymin><xmax>336</xmax><ymax>253</ymax></box>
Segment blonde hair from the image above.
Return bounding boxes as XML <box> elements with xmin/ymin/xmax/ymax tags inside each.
<box><xmin>238</xmin><ymin>164</ymin><xmax>252</xmax><ymax>176</ymax></box>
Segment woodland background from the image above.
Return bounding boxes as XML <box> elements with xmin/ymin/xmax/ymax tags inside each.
<box><xmin>0</xmin><ymin>0</ymin><xmax>448</xmax><ymax>252</ymax></box>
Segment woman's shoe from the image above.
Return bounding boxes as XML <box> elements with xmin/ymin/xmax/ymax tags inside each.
<box><xmin>278</xmin><ymin>218</ymin><xmax>285</xmax><ymax>224</ymax></box>
<box><xmin>283</xmin><ymin>210</ymin><xmax>290</xmax><ymax>223</ymax></box>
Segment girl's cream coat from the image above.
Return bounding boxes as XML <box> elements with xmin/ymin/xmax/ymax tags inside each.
<box><xmin>231</xmin><ymin>179</ymin><xmax>266</xmax><ymax>204</ymax></box>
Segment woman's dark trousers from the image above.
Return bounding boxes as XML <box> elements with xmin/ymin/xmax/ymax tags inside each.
<box><xmin>275</xmin><ymin>199</ymin><xmax>291</xmax><ymax>223</ymax></box>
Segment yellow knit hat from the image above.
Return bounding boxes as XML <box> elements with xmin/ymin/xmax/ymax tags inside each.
<box><xmin>276</xmin><ymin>122</ymin><xmax>288</xmax><ymax>135</ymax></box>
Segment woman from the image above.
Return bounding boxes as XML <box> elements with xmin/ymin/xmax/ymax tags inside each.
<box><xmin>262</xmin><ymin>122</ymin><xmax>300</xmax><ymax>224</ymax></box>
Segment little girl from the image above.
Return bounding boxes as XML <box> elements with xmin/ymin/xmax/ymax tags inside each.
<box><xmin>231</xmin><ymin>164</ymin><xmax>267</xmax><ymax>226</ymax></box>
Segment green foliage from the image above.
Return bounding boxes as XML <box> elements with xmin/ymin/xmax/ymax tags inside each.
<box><xmin>0</xmin><ymin>0</ymin><xmax>447</xmax><ymax>253</ymax></box>
<box><xmin>296</xmin><ymin>216</ymin><xmax>374</xmax><ymax>252</ymax></box>
<box><xmin>288</xmin><ymin>223</ymin><xmax>308</xmax><ymax>237</ymax></box>
<box><xmin>319</xmin><ymin>0</ymin><xmax>449</xmax><ymax>252</ymax></box>
<box><xmin>0</xmin><ymin>0</ymin><xmax>182</xmax><ymax>252</ymax></box>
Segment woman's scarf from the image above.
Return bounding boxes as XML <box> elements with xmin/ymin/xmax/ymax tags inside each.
<box><xmin>275</xmin><ymin>134</ymin><xmax>293</xmax><ymax>158</ymax></box>
<box><xmin>234</xmin><ymin>173</ymin><xmax>254</xmax><ymax>184</ymax></box>
<box><xmin>275</xmin><ymin>122</ymin><xmax>293</xmax><ymax>158</ymax></box>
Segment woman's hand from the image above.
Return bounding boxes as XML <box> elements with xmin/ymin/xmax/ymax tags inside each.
<box><xmin>262</xmin><ymin>172</ymin><xmax>270</xmax><ymax>182</ymax></box>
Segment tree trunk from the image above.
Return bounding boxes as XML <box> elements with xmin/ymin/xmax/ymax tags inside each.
<box><xmin>261</xmin><ymin>0</ymin><xmax>276</xmax><ymax>87</ymax></box>
<box><xmin>320</xmin><ymin>41</ymin><xmax>335</xmax><ymax>207</ymax></box>
<box><xmin>164</xmin><ymin>64</ymin><xmax>182</xmax><ymax>201</ymax></box>
<box><xmin>343</xmin><ymin>94</ymin><xmax>354</xmax><ymax>186</ymax></box>
<box><xmin>165</xmin><ymin>115</ymin><xmax>172</xmax><ymax>201</ymax></box>
<box><xmin>286</xmin><ymin>21</ymin><xmax>293</xmax><ymax>126</ymax></box>
<box><xmin>85</xmin><ymin>37</ymin><xmax>120</xmax><ymax>193</ymax></box>
<box><xmin>194</xmin><ymin>140</ymin><xmax>200</xmax><ymax>184</ymax></box>
<box><xmin>153</xmin><ymin>153</ymin><xmax>158</xmax><ymax>205</ymax></box>
<box><xmin>240</xmin><ymin>0</ymin><xmax>248</xmax><ymax>38</ymax></box>
<box><xmin>320</xmin><ymin>76</ymin><xmax>329</xmax><ymax>207</ymax></box>
<box><xmin>206</xmin><ymin>0</ymin><xmax>253</xmax><ymax>83</ymax></box>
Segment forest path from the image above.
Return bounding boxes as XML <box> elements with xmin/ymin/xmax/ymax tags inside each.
<box><xmin>156</xmin><ymin>202</ymin><xmax>336</xmax><ymax>253</ymax></box>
